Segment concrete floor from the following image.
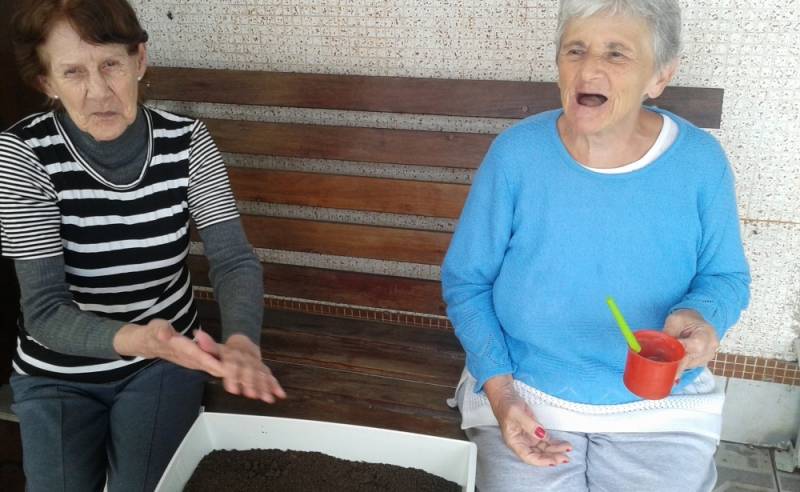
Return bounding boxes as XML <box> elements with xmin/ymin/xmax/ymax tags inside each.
<box><xmin>715</xmin><ymin>441</ymin><xmax>800</xmax><ymax>491</ymax></box>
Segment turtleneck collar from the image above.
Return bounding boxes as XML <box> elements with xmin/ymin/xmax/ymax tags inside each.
<box><xmin>57</xmin><ymin>107</ymin><xmax>148</xmax><ymax>186</ymax></box>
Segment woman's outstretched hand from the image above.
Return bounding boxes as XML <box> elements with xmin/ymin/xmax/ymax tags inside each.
<box><xmin>113</xmin><ymin>319</ymin><xmax>286</xmax><ymax>403</ymax></box>
<box><xmin>193</xmin><ymin>330</ymin><xmax>286</xmax><ymax>404</ymax></box>
<box><xmin>663</xmin><ymin>309</ymin><xmax>720</xmax><ymax>378</ymax></box>
<box><xmin>113</xmin><ymin>319</ymin><xmax>225</xmax><ymax>376</ymax></box>
<box><xmin>484</xmin><ymin>375</ymin><xmax>572</xmax><ymax>467</ymax></box>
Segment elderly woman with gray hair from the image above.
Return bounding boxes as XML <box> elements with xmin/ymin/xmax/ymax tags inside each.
<box><xmin>442</xmin><ymin>1</ymin><xmax>750</xmax><ymax>490</ymax></box>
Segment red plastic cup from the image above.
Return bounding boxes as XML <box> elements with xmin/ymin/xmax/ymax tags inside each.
<box><xmin>623</xmin><ymin>330</ymin><xmax>685</xmax><ymax>400</ymax></box>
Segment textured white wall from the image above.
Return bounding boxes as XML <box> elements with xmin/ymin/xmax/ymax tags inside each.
<box><xmin>130</xmin><ymin>0</ymin><xmax>800</xmax><ymax>361</ymax></box>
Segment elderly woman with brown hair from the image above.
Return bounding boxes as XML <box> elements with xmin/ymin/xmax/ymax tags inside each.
<box><xmin>442</xmin><ymin>0</ymin><xmax>750</xmax><ymax>491</ymax></box>
<box><xmin>0</xmin><ymin>1</ymin><xmax>285</xmax><ymax>490</ymax></box>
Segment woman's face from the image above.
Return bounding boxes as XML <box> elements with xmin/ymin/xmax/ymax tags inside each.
<box><xmin>38</xmin><ymin>20</ymin><xmax>146</xmax><ymax>141</ymax></box>
<box><xmin>557</xmin><ymin>14</ymin><xmax>671</xmax><ymax>137</ymax></box>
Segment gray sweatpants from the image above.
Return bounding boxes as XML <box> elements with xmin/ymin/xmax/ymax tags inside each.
<box><xmin>466</xmin><ymin>425</ymin><xmax>717</xmax><ymax>492</ymax></box>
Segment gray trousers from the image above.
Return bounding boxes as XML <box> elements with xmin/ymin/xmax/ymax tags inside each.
<box><xmin>466</xmin><ymin>425</ymin><xmax>718</xmax><ymax>492</ymax></box>
<box><xmin>10</xmin><ymin>360</ymin><xmax>208</xmax><ymax>492</ymax></box>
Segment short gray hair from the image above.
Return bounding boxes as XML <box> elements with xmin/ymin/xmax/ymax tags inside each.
<box><xmin>557</xmin><ymin>0</ymin><xmax>682</xmax><ymax>72</ymax></box>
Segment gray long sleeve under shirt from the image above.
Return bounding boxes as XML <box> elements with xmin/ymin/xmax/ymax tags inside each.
<box><xmin>13</xmin><ymin>109</ymin><xmax>263</xmax><ymax>360</ymax></box>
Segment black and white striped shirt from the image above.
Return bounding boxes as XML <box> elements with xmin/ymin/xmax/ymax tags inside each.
<box><xmin>0</xmin><ymin>107</ymin><xmax>239</xmax><ymax>382</ymax></box>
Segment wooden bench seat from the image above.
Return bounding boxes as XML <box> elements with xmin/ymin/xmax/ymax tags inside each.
<box><xmin>145</xmin><ymin>67</ymin><xmax>725</xmax><ymax>439</ymax></box>
<box><xmin>197</xmin><ymin>300</ymin><xmax>464</xmax><ymax>439</ymax></box>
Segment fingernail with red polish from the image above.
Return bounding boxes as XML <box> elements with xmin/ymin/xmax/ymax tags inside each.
<box><xmin>562</xmin><ymin>460</ymin><xmax>569</xmax><ymax>464</ymax></box>
<box><xmin>549</xmin><ymin>464</ymin><xmax>555</xmax><ymax>467</ymax></box>
<box><xmin>566</xmin><ymin>448</ymin><xmax>572</xmax><ymax>452</ymax></box>
<box><xmin>534</xmin><ymin>427</ymin><xmax>546</xmax><ymax>439</ymax></box>
<box><xmin>674</xmin><ymin>378</ymin><xmax>680</xmax><ymax>385</ymax></box>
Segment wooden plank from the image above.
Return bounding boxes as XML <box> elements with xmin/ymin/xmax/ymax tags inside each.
<box><xmin>195</xmin><ymin>304</ymin><xmax>465</xmax><ymax>438</ymax></box>
<box><xmin>647</xmin><ymin>87</ymin><xmax>724</xmax><ymax>130</ymax></box>
<box><xmin>240</xmin><ymin>216</ymin><xmax>451</xmax><ymax>265</ymax></box>
<box><xmin>206</xmin><ymin>119</ymin><xmax>492</xmax><ymax>168</ymax></box>
<box><xmin>146</xmin><ymin>67</ymin><xmax>723</xmax><ymax>128</ymax></box>
<box><xmin>258</xmin><ymin>308</ymin><xmax>458</xmax><ymax>351</ymax></box>
<box><xmin>201</xmin><ymin>363</ymin><xmax>465</xmax><ymax>440</ymax></box>
<box><xmin>228</xmin><ymin>168</ymin><xmax>469</xmax><ymax>218</ymax></box>
<box><xmin>145</xmin><ymin>67</ymin><xmax>553</xmax><ymax>118</ymax></box>
<box><xmin>189</xmin><ymin>257</ymin><xmax>447</xmax><ymax>316</ymax></box>
<box><xmin>189</xmin><ymin>216</ymin><xmax>450</xmax><ymax>265</ymax></box>
<box><xmin>197</xmin><ymin>302</ymin><xmax>463</xmax><ymax>386</ymax></box>
<box><xmin>258</xmin><ymin>328</ymin><xmax>462</xmax><ymax>385</ymax></box>
<box><xmin>264</xmin><ymin>263</ymin><xmax>447</xmax><ymax>316</ymax></box>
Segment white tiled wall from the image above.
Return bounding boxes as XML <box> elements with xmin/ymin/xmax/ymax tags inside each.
<box><xmin>130</xmin><ymin>0</ymin><xmax>800</xmax><ymax>361</ymax></box>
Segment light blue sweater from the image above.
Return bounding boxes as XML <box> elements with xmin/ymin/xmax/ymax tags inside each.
<box><xmin>441</xmin><ymin>108</ymin><xmax>750</xmax><ymax>405</ymax></box>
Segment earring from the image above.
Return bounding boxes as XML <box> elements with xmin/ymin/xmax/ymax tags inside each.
<box><xmin>52</xmin><ymin>95</ymin><xmax>59</xmax><ymax>100</ymax></box>
<box><xmin>137</xmin><ymin>76</ymin><xmax>142</xmax><ymax>81</ymax></box>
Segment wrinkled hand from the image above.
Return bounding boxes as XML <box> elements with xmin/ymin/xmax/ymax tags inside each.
<box><xmin>484</xmin><ymin>375</ymin><xmax>571</xmax><ymax>467</ymax></box>
<box><xmin>113</xmin><ymin>319</ymin><xmax>224</xmax><ymax>377</ymax></box>
<box><xmin>663</xmin><ymin>309</ymin><xmax>720</xmax><ymax>377</ymax></box>
<box><xmin>194</xmin><ymin>330</ymin><xmax>286</xmax><ymax>404</ymax></box>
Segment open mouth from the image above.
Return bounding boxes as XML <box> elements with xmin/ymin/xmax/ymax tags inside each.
<box><xmin>577</xmin><ymin>93</ymin><xmax>608</xmax><ymax>107</ymax></box>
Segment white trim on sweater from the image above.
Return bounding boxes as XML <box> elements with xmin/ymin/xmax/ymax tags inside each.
<box><xmin>448</xmin><ymin>367</ymin><xmax>724</xmax><ymax>441</ymax></box>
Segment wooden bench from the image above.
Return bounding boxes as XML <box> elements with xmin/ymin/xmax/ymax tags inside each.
<box><xmin>145</xmin><ymin>67</ymin><xmax>724</xmax><ymax>440</ymax></box>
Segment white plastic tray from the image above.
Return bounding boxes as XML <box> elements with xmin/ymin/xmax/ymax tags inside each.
<box><xmin>156</xmin><ymin>412</ymin><xmax>476</xmax><ymax>491</ymax></box>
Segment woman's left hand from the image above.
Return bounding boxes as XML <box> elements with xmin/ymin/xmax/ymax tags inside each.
<box><xmin>663</xmin><ymin>309</ymin><xmax>720</xmax><ymax>378</ymax></box>
<box><xmin>193</xmin><ymin>330</ymin><xmax>287</xmax><ymax>403</ymax></box>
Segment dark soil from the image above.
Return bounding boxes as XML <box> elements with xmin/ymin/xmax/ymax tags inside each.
<box><xmin>184</xmin><ymin>449</ymin><xmax>461</xmax><ymax>492</ymax></box>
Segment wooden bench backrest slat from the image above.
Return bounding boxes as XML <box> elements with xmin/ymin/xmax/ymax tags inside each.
<box><xmin>647</xmin><ymin>87</ymin><xmax>723</xmax><ymax>129</ymax></box>
<box><xmin>261</xmin><ymin>308</ymin><xmax>462</xmax><ymax>354</ymax></box>
<box><xmin>147</xmin><ymin>67</ymin><xmax>724</xmax><ymax>128</ymax></box>
<box><xmin>263</xmin><ymin>263</ymin><xmax>447</xmax><ymax>316</ymax></box>
<box><xmin>241</xmin><ymin>216</ymin><xmax>450</xmax><ymax>265</ymax></box>
<box><xmin>191</xmin><ymin>218</ymin><xmax>449</xmax><ymax>266</ymax></box>
<box><xmin>188</xmin><ymin>257</ymin><xmax>447</xmax><ymax>316</ymax></box>
<box><xmin>206</xmin><ymin>119</ymin><xmax>493</xmax><ymax>168</ymax></box>
<box><xmin>229</xmin><ymin>168</ymin><xmax>469</xmax><ymax>219</ymax></box>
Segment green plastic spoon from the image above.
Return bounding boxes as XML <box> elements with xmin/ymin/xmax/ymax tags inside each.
<box><xmin>606</xmin><ymin>296</ymin><xmax>642</xmax><ymax>353</ymax></box>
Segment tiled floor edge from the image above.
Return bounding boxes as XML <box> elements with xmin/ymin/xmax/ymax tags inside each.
<box><xmin>193</xmin><ymin>289</ymin><xmax>800</xmax><ymax>386</ymax></box>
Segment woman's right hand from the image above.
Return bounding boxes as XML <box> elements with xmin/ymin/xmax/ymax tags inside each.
<box><xmin>113</xmin><ymin>319</ymin><xmax>224</xmax><ymax>377</ymax></box>
<box><xmin>484</xmin><ymin>375</ymin><xmax>572</xmax><ymax>467</ymax></box>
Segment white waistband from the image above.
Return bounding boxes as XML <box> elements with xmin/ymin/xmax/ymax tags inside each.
<box><xmin>448</xmin><ymin>368</ymin><xmax>724</xmax><ymax>441</ymax></box>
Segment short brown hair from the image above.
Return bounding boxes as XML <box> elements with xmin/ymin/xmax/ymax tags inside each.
<box><xmin>11</xmin><ymin>0</ymin><xmax>148</xmax><ymax>92</ymax></box>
